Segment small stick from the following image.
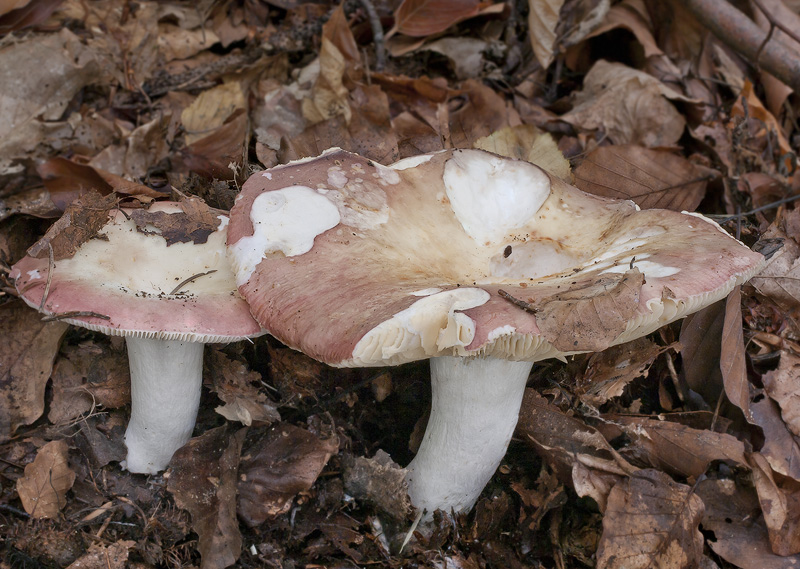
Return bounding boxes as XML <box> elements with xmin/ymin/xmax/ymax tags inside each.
<box><xmin>39</xmin><ymin>243</ymin><xmax>55</xmax><ymax>312</ymax></box>
<box><xmin>43</xmin><ymin>311</ymin><xmax>111</xmax><ymax>322</ymax></box>
<box><xmin>169</xmin><ymin>270</ymin><xmax>217</xmax><ymax>295</ymax></box>
<box><xmin>498</xmin><ymin>289</ymin><xmax>538</xmax><ymax>314</ymax></box>
<box><xmin>358</xmin><ymin>0</ymin><xmax>386</xmax><ymax>71</ymax></box>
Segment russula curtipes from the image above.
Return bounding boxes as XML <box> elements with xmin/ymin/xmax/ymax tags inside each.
<box><xmin>11</xmin><ymin>200</ymin><xmax>265</xmax><ymax>474</ymax></box>
<box><xmin>226</xmin><ymin>148</ymin><xmax>764</xmax><ymax>515</ymax></box>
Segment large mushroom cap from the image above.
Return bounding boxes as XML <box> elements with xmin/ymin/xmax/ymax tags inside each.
<box><xmin>228</xmin><ymin>148</ymin><xmax>764</xmax><ymax>366</ymax></box>
<box><xmin>12</xmin><ymin>201</ymin><xmax>263</xmax><ymax>343</ymax></box>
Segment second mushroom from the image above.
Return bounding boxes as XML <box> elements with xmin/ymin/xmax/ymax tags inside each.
<box><xmin>227</xmin><ymin>148</ymin><xmax>764</xmax><ymax>516</ymax></box>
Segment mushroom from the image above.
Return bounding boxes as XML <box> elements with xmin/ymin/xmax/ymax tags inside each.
<box><xmin>11</xmin><ymin>200</ymin><xmax>265</xmax><ymax>474</ymax></box>
<box><xmin>226</xmin><ymin>148</ymin><xmax>764</xmax><ymax>515</ymax></box>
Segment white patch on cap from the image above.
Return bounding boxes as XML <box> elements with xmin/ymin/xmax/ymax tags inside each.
<box><xmin>327</xmin><ymin>166</ymin><xmax>348</xmax><ymax>189</ymax></box>
<box><xmin>230</xmin><ymin>186</ymin><xmax>340</xmax><ymax>285</ymax></box>
<box><xmin>26</xmin><ymin>269</ymin><xmax>42</xmax><ymax>280</ymax></box>
<box><xmin>411</xmin><ymin>287</ymin><xmax>443</xmax><ymax>296</ymax></box>
<box><xmin>261</xmin><ymin>172</ymin><xmax>273</xmax><ymax>180</ymax></box>
<box><xmin>391</xmin><ymin>153</ymin><xmax>434</xmax><ymax>170</ymax></box>
<box><xmin>443</xmin><ymin>150</ymin><xmax>550</xmax><ymax>245</ymax></box>
<box><xmin>376</xmin><ymin>164</ymin><xmax>401</xmax><ymax>185</ymax></box>
<box><xmin>351</xmin><ymin>288</ymin><xmax>490</xmax><ymax>365</ymax></box>
<box><xmin>488</xmin><ymin>324</ymin><xmax>515</xmax><ymax>341</ymax></box>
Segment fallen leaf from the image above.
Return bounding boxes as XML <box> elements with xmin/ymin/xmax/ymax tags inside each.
<box><xmin>750</xmin><ymin>395</ymin><xmax>800</xmax><ymax>481</ymax></box>
<box><xmin>561</xmin><ymin>59</ymin><xmax>693</xmax><ymax>147</ymax></box>
<box><xmin>342</xmin><ymin>450</ymin><xmax>414</xmax><ymax>520</ymax></box>
<box><xmin>527</xmin><ymin>0</ymin><xmax>565</xmax><ymax>68</ymax></box>
<box><xmin>536</xmin><ymin>269</ymin><xmax>644</xmax><ymax>352</ymax></box>
<box><xmin>388</xmin><ymin>0</ymin><xmax>489</xmax><ymax>38</ymax></box>
<box><xmin>679</xmin><ymin>300</ymin><xmax>726</xmax><ymax>407</ymax></box>
<box><xmin>0</xmin><ymin>302</ymin><xmax>68</xmax><ymax>442</ymax></box>
<box><xmin>238</xmin><ymin>423</ymin><xmax>339</xmax><ymax>526</ymax></box>
<box><xmin>573</xmin><ymin>145</ymin><xmax>712</xmax><ymax>211</ymax></box>
<box><xmin>474</xmin><ymin>124</ymin><xmax>572</xmax><ymax>180</ymax></box>
<box><xmin>64</xmin><ymin>540</ymin><xmax>136</xmax><ymax>569</ymax></box>
<box><xmin>596</xmin><ymin>469</ymin><xmax>704</xmax><ymax>569</ymax></box>
<box><xmin>423</xmin><ymin>37</ymin><xmax>488</xmax><ymax>80</ymax></box>
<box><xmin>26</xmin><ymin>191</ymin><xmax>117</xmax><ymax>260</ymax></box>
<box><xmin>449</xmin><ymin>79</ymin><xmax>518</xmax><ymax>149</ymax></box>
<box><xmin>763</xmin><ymin>351</ymin><xmax>800</xmax><ymax>437</ymax></box>
<box><xmin>129</xmin><ymin>197</ymin><xmax>222</xmax><ymax>246</ymax></box>
<box><xmin>748</xmin><ymin>452</ymin><xmax>800</xmax><ymax>556</ymax></box>
<box><xmin>720</xmin><ymin>287</ymin><xmax>753</xmax><ymax>423</ymax></box>
<box><xmin>302</xmin><ymin>37</ymin><xmax>351</xmax><ymax>125</ymax></box>
<box><xmin>16</xmin><ymin>440</ymin><xmax>76</xmax><ymax>519</ymax></box>
<box><xmin>579</xmin><ymin>337</ymin><xmax>668</xmax><ymax>406</ymax></box>
<box><xmin>208</xmin><ymin>350</ymin><xmax>280</xmax><ymax>427</ymax></box>
<box><xmin>181</xmin><ymin>82</ymin><xmax>246</xmax><ymax>146</ymax></box>
<box><xmin>168</xmin><ymin>426</ymin><xmax>246</xmax><ymax>569</ymax></box>
<box><xmin>179</xmin><ymin>108</ymin><xmax>248</xmax><ymax>180</ymax></box>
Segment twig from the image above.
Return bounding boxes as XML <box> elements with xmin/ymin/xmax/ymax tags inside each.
<box><xmin>357</xmin><ymin>0</ymin><xmax>386</xmax><ymax>71</ymax></box>
<box><xmin>39</xmin><ymin>243</ymin><xmax>54</xmax><ymax>312</ymax></box>
<box><xmin>169</xmin><ymin>270</ymin><xmax>217</xmax><ymax>295</ymax></box>
<box><xmin>498</xmin><ymin>289</ymin><xmax>538</xmax><ymax>314</ymax></box>
<box><xmin>678</xmin><ymin>0</ymin><xmax>800</xmax><ymax>92</ymax></box>
<box><xmin>42</xmin><ymin>311</ymin><xmax>111</xmax><ymax>322</ymax></box>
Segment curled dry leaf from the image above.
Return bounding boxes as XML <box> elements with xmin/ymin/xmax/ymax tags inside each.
<box><xmin>720</xmin><ymin>287</ymin><xmax>753</xmax><ymax>423</ymax></box>
<box><xmin>26</xmin><ymin>191</ymin><xmax>117</xmax><ymax>260</ymax></box>
<box><xmin>388</xmin><ymin>0</ymin><xmax>491</xmax><ymax>38</ymax></box>
<box><xmin>596</xmin><ymin>469</ymin><xmax>704</xmax><ymax>569</ymax></box>
<box><xmin>561</xmin><ymin>60</ymin><xmax>693</xmax><ymax>147</ymax></box>
<box><xmin>64</xmin><ymin>540</ymin><xmax>136</xmax><ymax>569</ymax></box>
<box><xmin>237</xmin><ymin>423</ymin><xmax>339</xmax><ymax>527</ymax></box>
<box><xmin>0</xmin><ymin>302</ymin><xmax>68</xmax><ymax>442</ymax></box>
<box><xmin>747</xmin><ymin>452</ymin><xmax>800</xmax><ymax>556</ymax></box>
<box><xmin>342</xmin><ymin>449</ymin><xmax>414</xmax><ymax>520</ymax></box>
<box><xmin>207</xmin><ymin>350</ymin><xmax>280</xmax><ymax>427</ymax></box>
<box><xmin>573</xmin><ymin>145</ymin><xmax>712</xmax><ymax>211</ymax></box>
<box><xmin>697</xmin><ymin>478</ymin><xmax>798</xmax><ymax>569</ymax></box>
<box><xmin>167</xmin><ymin>426</ymin><xmax>246</xmax><ymax>569</ymax></box>
<box><xmin>16</xmin><ymin>439</ymin><xmax>76</xmax><ymax>519</ymax></box>
<box><xmin>527</xmin><ymin>0</ymin><xmax>565</xmax><ymax>69</ymax></box>
<box><xmin>763</xmin><ymin>351</ymin><xmax>800</xmax><ymax>437</ymax></box>
<box><xmin>580</xmin><ymin>337</ymin><xmax>668</xmax><ymax>407</ymax></box>
<box><xmin>474</xmin><ymin>124</ymin><xmax>572</xmax><ymax>181</ymax></box>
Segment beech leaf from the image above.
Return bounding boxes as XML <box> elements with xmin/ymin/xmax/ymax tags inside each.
<box><xmin>16</xmin><ymin>439</ymin><xmax>76</xmax><ymax>519</ymax></box>
<box><xmin>389</xmin><ymin>0</ymin><xmax>488</xmax><ymax>38</ymax></box>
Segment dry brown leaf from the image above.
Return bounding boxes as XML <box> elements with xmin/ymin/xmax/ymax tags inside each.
<box><xmin>449</xmin><ymin>80</ymin><xmax>518</xmax><ymax>149</ymax></box>
<box><xmin>679</xmin><ymin>300</ymin><xmax>726</xmax><ymax>407</ymax></box>
<box><xmin>16</xmin><ymin>440</ymin><xmax>76</xmax><ymax>519</ymax></box>
<box><xmin>732</xmin><ymin>80</ymin><xmax>793</xmax><ymax>173</ymax></box>
<box><xmin>536</xmin><ymin>269</ymin><xmax>644</xmax><ymax>352</ymax></box>
<box><xmin>388</xmin><ymin>0</ymin><xmax>489</xmax><ymax>38</ymax></box>
<box><xmin>168</xmin><ymin>426</ymin><xmax>246</xmax><ymax>569</ymax></box>
<box><xmin>181</xmin><ymin>82</ymin><xmax>246</xmax><ymax>146</ymax></box>
<box><xmin>696</xmin><ymin>478</ymin><xmax>800</xmax><ymax>569</ymax></box>
<box><xmin>179</xmin><ymin>109</ymin><xmax>248</xmax><ymax>180</ymax></box>
<box><xmin>581</xmin><ymin>1</ymin><xmax>663</xmax><ymax>58</ymax></box>
<box><xmin>208</xmin><ymin>350</ymin><xmax>280</xmax><ymax>427</ymax></box>
<box><xmin>158</xmin><ymin>23</ymin><xmax>220</xmax><ymax>63</ymax></box>
<box><xmin>751</xmin><ymin>217</ymin><xmax>800</xmax><ymax>331</ymax></box>
<box><xmin>342</xmin><ymin>450</ymin><xmax>414</xmax><ymax>520</ymax></box>
<box><xmin>474</xmin><ymin>124</ymin><xmax>572</xmax><ymax>180</ymax></box>
<box><xmin>721</xmin><ymin>287</ymin><xmax>753</xmax><ymax>423</ymax></box>
<box><xmin>573</xmin><ymin>145</ymin><xmax>712</xmax><ymax>211</ymax></box>
<box><xmin>64</xmin><ymin>540</ymin><xmax>136</xmax><ymax>569</ymax></box>
<box><xmin>763</xmin><ymin>351</ymin><xmax>800</xmax><ymax>438</ymax></box>
<box><xmin>90</xmin><ymin>115</ymin><xmax>171</xmax><ymax>181</ymax></box>
<box><xmin>423</xmin><ymin>37</ymin><xmax>488</xmax><ymax>80</ymax></box>
<box><xmin>0</xmin><ymin>0</ymin><xmax>30</xmax><ymax>15</ymax></box>
<box><xmin>129</xmin><ymin>197</ymin><xmax>221</xmax><ymax>246</ymax></box>
<box><xmin>579</xmin><ymin>337</ymin><xmax>668</xmax><ymax>407</ymax></box>
<box><xmin>26</xmin><ymin>191</ymin><xmax>117</xmax><ymax>260</ymax></box>
<box><xmin>748</xmin><ymin>452</ymin><xmax>800</xmax><ymax>556</ymax></box>
<box><xmin>322</xmin><ymin>3</ymin><xmax>360</xmax><ymax>65</ymax></box>
<box><xmin>0</xmin><ymin>302</ymin><xmax>68</xmax><ymax>442</ymax></box>
<box><xmin>527</xmin><ymin>0</ymin><xmax>565</xmax><ymax>68</ymax></box>
<box><xmin>302</xmin><ymin>38</ymin><xmax>351</xmax><ymax>125</ymax></box>
<box><xmin>0</xmin><ymin>29</ymin><xmax>105</xmax><ymax>175</ymax></box>
<box><xmin>750</xmin><ymin>395</ymin><xmax>800</xmax><ymax>481</ymax></box>
<box><xmin>614</xmin><ymin>416</ymin><xmax>747</xmax><ymax>478</ymax></box>
<box><xmin>561</xmin><ymin>60</ymin><xmax>692</xmax><ymax>147</ymax></box>
<box><xmin>237</xmin><ymin>423</ymin><xmax>339</xmax><ymax>526</ymax></box>
<box><xmin>596</xmin><ymin>469</ymin><xmax>704</xmax><ymax>569</ymax></box>
<box><xmin>0</xmin><ymin>187</ymin><xmax>61</xmax><ymax>221</ymax></box>
<box><xmin>0</xmin><ymin>0</ymin><xmax>60</xmax><ymax>34</ymax></box>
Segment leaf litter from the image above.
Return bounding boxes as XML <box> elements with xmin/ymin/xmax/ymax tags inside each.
<box><xmin>2</xmin><ymin>0</ymin><xmax>800</xmax><ymax>567</ymax></box>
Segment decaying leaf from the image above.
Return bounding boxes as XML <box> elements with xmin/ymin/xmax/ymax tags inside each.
<box><xmin>763</xmin><ymin>351</ymin><xmax>800</xmax><ymax>437</ymax></box>
<box><xmin>748</xmin><ymin>452</ymin><xmax>800</xmax><ymax>556</ymax></box>
<box><xmin>561</xmin><ymin>60</ymin><xmax>693</xmax><ymax>147</ymax></box>
<box><xmin>536</xmin><ymin>269</ymin><xmax>644</xmax><ymax>352</ymax></box>
<box><xmin>26</xmin><ymin>191</ymin><xmax>117</xmax><ymax>260</ymax></box>
<box><xmin>238</xmin><ymin>423</ymin><xmax>339</xmax><ymax>526</ymax></box>
<box><xmin>698</xmin><ymin>478</ymin><xmax>799</xmax><ymax>569</ymax></box>
<box><xmin>573</xmin><ymin>145</ymin><xmax>712</xmax><ymax>211</ymax></box>
<box><xmin>750</xmin><ymin>395</ymin><xmax>800</xmax><ymax>481</ymax></box>
<box><xmin>342</xmin><ymin>450</ymin><xmax>414</xmax><ymax>520</ymax></box>
<box><xmin>168</xmin><ymin>426</ymin><xmax>246</xmax><ymax>569</ymax></box>
<box><xmin>527</xmin><ymin>0</ymin><xmax>566</xmax><ymax>68</ymax></box>
<box><xmin>181</xmin><ymin>82</ymin><xmax>246</xmax><ymax>146</ymax></box>
<box><xmin>474</xmin><ymin>124</ymin><xmax>572</xmax><ymax>180</ymax></box>
<box><xmin>720</xmin><ymin>287</ymin><xmax>753</xmax><ymax>423</ymax></box>
<box><xmin>388</xmin><ymin>0</ymin><xmax>490</xmax><ymax>38</ymax></box>
<box><xmin>302</xmin><ymin>38</ymin><xmax>351</xmax><ymax>125</ymax></box>
<box><xmin>596</xmin><ymin>469</ymin><xmax>704</xmax><ymax>569</ymax></box>
<box><xmin>16</xmin><ymin>439</ymin><xmax>76</xmax><ymax>519</ymax></box>
<box><xmin>580</xmin><ymin>337</ymin><xmax>669</xmax><ymax>407</ymax></box>
<box><xmin>129</xmin><ymin>197</ymin><xmax>221</xmax><ymax>246</ymax></box>
<box><xmin>64</xmin><ymin>540</ymin><xmax>136</xmax><ymax>569</ymax></box>
<box><xmin>207</xmin><ymin>350</ymin><xmax>280</xmax><ymax>427</ymax></box>
<box><xmin>0</xmin><ymin>302</ymin><xmax>68</xmax><ymax>442</ymax></box>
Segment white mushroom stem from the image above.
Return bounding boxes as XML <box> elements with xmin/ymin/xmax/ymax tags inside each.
<box><xmin>405</xmin><ymin>355</ymin><xmax>533</xmax><ymax>515</ymax></box>
<box><xmin>122</xmin><ymin>337</ymin><xmax>204</xmax><ymax>474</ymax></box>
